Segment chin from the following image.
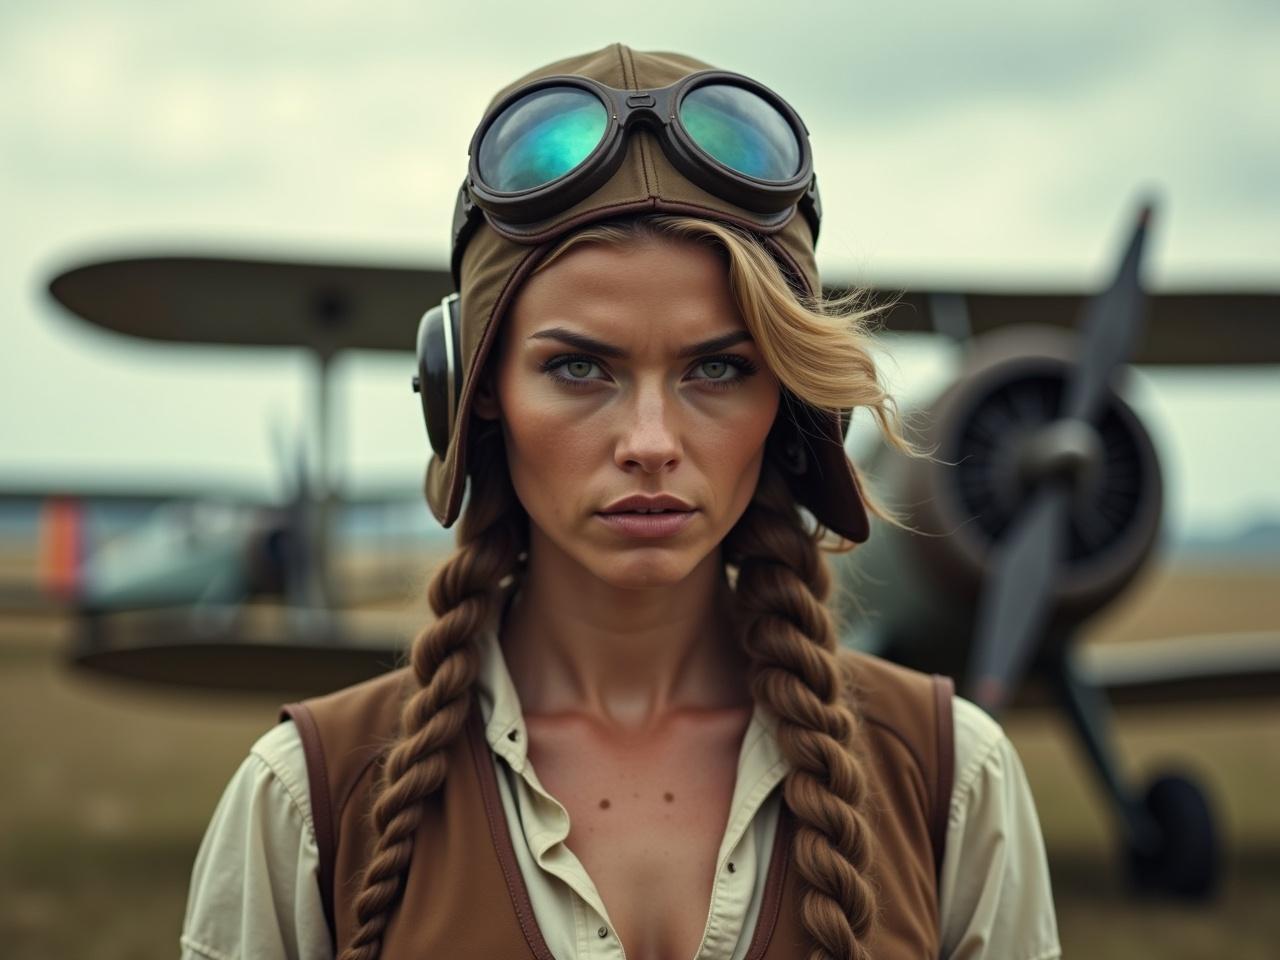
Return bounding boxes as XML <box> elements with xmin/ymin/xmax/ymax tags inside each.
<box><xmin>584</xmin><ymin>544</ymin><xmax>709</xmax><ymax>590</ymax></box>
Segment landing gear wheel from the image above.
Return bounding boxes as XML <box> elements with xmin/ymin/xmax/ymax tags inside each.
<box><xmin>1127</xmin><ymin>772</ymin><xmax>1218</xmax><ymax>899</ymax></box>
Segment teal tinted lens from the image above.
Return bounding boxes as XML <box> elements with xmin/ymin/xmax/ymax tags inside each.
<box><xmin>477</xmin><ymin>87</ymin><xmax>608</xmax><ymax>193</ymax></box>
<box><xmin>678</xmin><ymin>84</ymin><xmax>801</xmax><ymax>182</ymax></box>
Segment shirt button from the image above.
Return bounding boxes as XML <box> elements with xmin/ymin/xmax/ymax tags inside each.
<box><xmin>597</xmin><ymin>925</ymin><xmax>608</xmax><ymax>938</ymax></box>
<box><xmin>727</xmin><ymin>861</ymin><xmax>736</xmax><ymax>873</ymax></box>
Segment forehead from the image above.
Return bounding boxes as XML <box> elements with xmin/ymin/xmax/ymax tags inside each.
<box><xmin>506</xmin><ymin>237</ymin><xmax>745</xmax><ymax>347</ymax></box>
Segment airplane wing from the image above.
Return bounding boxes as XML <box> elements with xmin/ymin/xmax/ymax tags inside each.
<box><xmin>1077</xmin><ymin>631</ymin><xmax>1280</xmax><ymax>705</ymax></box>
<box><xmin>75</xmin><ymin>623</ymin><xmax>1280</xmax><ymax>705</ymax></box>
<box><xmin>48</xmin><ymin>256</ymin><xmax>454</xmax><ymax>353</ymax></box>
<box><xmin>851</xmin><ymin>288</ymin><xmax>1280</xmax><ymax>365</ymax></box>
<box><xmin>47</xmin><ymin>255</ymin><xmax>1279</xmax><ymax>364</ymax></box>
<box><xmin>71</xmin><ymin>604</ymin><xmax>411</xmax><ymax>699</ymax></box>
<box><xmin>1009</xmin><ymin>631</ymin><xmax>1280</xmax><ymax>708</ymax></box>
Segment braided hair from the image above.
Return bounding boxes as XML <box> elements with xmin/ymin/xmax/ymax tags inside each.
<box><xmin>338</xmin><ymin>215</ymin><xmax>924</xmax><ymax>959</ymax></box>
<box><xmin>337</xmin><ymin>424</ymin><xmax>526</xmax><ymax>960</ymax></box>
<box><xmin>725</xmin><ymin>460</ymin><xmax>877</xmax><ymax>960</ymax></box>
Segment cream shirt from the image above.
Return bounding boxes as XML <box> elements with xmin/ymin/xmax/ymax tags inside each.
<box><xmin>181</xmin><ymin>627</ymin><xmax>1061</xmax><ymax>960</ymax></box>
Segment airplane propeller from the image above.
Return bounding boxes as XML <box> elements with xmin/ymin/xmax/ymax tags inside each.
<box><xmin>967</xmin><ymin>202</ymin><xmax>1155</xmax><ymax>713</ymax></box>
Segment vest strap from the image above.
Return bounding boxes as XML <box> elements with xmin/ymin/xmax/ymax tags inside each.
<box><xmin>465</xmin><ymin>704</ymin><xmax>558</xmax><ymax>960</ymax></box>
<box><xmin>280</xmin><ymin>702</ymin><xmax>339</xmax><ymax>950</ymax></box>
<box><xmin>929</xmin><ymin>674</ymin><xmax>956</xmax><ymax>886</ymax></box>
<box><xmin>742</xmin><ymin>802</ymin><xmax>795</xmax><ymax>958</ymax></box>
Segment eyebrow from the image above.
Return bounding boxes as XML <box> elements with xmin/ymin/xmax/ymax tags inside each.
<box><xmin>527</xmin><ymin>327</ymin><xmax>753</xmax><ymax>359</ymax></box>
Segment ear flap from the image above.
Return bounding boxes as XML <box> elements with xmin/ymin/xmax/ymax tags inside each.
<box><xmin>764</xmin><ymin>390</ymin><xmax>871</xmax><ymax>543</ymax></box>
<box><xmin>766</xmin><ymin>391</ymin><xmax>814</xmax><ymax>479</ymax></box>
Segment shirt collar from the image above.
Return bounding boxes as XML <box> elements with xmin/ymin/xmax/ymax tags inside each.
<box><xmin>475</xmin><ymin>619</ymin><xmax>531</xmax><ymax>770</ymax></box>
<box><xmin>472</xmin><ymin>615</ymin><xmax>786</xmax><ymax>778</ymax></box>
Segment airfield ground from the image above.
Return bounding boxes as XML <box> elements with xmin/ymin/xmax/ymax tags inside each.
<box><xmin>1</xmin><ymin>563</ymin><xmax>1277</xmax><ymax>959</ymax></box>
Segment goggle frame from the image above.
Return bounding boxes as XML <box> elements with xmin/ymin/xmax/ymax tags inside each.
<box><xmin>450</xmin><ymin>69</ymin><xmax>822</xmax><ymax>281</ymax></box>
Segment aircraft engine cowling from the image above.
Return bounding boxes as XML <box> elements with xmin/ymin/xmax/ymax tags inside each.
<box><xmin>838</xmin><ymin>326</ymin><xmax>1163</xmax><ymax>674</ymax></box>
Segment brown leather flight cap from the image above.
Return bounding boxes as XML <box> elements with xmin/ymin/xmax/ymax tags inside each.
<box><xmin>425</xmin><ymin>42</ymin><xmax>870</xmax><ymax>543</ymax></box>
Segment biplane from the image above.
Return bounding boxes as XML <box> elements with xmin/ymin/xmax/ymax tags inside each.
<box><xmin>22</xmin><ymin>200</ymin><xmax>1280</xmax><ymax>902</ymax></box>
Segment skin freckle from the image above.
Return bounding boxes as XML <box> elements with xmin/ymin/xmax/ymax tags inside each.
<box><xmin>664</xmin><ymin>791</ymin><xmax>674</xmax><ymax>803</ymax></box>
<box><xmin>599</xmin><ymin>798</ymin><xmax>611</xmax><ymax>810</ymax></box>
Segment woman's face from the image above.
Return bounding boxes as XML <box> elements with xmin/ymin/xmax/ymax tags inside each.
<box><xmin>474</xmin><ymin>235</ymin><xmax>780</xmax><ymax>589</ymax></box>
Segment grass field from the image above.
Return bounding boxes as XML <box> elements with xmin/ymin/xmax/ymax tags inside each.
<box><xmin>2</xmin><ymin>563</ymin><xmax>1278</xmax><ymax>959</ymax></box>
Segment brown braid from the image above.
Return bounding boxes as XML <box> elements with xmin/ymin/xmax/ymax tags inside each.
<box><xmin>725</xmin><ymin>459</ymin><xmax>877</xmax><ymax>960</ymax></box>
<box><xmin>339</xmin><ymin>212</ymin><xmax>922</xmax><ymax>956</ymax></box>
<box><xmin>337</xmin><ymin>426</ymin><xmax>527</xmax><ymax>960</ymax></box>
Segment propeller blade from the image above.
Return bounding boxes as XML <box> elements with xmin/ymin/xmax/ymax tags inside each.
<box><xmin>963</xmin><ymin>198</ymin><xmax>1155</xmax><ymax>714</ymax></box>
<box><xmin>1065</xmin><ymin>201</ymin><xmax>1155</xmax><ymax>423</ymax></box>
<box><xmin>967</xmin><ymin>481</ymin><xmax>1071</xmax><ymax>713</ymax></box>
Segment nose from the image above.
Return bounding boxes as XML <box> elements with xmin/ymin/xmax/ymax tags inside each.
<box><xmin>614</xmin><ymin>379</ymin><xmax>682</xmax><ymax>474</ymax></box>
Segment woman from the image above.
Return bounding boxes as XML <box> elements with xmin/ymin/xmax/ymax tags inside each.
<box><xmin>182</xmin><ymin>44</ymin><xmax>1060</xmax><ymax>960</ymax></box>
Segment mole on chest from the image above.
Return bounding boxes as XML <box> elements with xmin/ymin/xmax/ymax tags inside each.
<box><xmin>525</xmin><ymin>713</ymin><xmax>747</xmax><ymax>830</ymax></box>
<box><xmin>518</xmin><ymin>710</ymin><xmax>755</xmax><ymax>957</ymax></box>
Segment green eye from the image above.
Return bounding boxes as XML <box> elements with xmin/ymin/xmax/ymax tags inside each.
<box><xmin>699</xmin><ymin>359</ymin><xmax>729</xmax><ymax>379</ymax></box>
<box><xmin>566</xmin><ymin>359</ymin><xmax>595</xmax><ymax>378</ymax></box>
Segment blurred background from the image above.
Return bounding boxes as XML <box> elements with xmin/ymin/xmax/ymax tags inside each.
<box><xmin>2</xmin><ymin>1</ymin><xmax>1277</xmax><ymax>958</ymax></box>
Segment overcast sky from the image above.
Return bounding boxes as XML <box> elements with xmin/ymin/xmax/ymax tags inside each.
<box><xmin>2</xmin><ymin>0</ymin><xmax>1277</xmax><ymax>538</ymax></box>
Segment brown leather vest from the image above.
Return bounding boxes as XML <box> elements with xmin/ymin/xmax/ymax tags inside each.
<box><xmin>281</xmin><ymin>648</ymin><xmax>954</xmax><ymax>959</ymax></box>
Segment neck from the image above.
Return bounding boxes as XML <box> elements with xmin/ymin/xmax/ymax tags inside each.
<box><xmin>498</xmin><ymin>530</ymin><xmax>751</xmax><ymax>733</ymax></box>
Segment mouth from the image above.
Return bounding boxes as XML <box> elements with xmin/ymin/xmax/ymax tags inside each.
<box><xmin>598</xmin><ymin>493</ymin><xmax>697</xmax><ymax>514</ymax></box>
<box><xmin>599</xmin><ymin>508</ymin><xmax>692</xmax><ymax>515</ymax></box>
<box><xmin>594</xmin><ymin>508</ymin><xmax>698</xmax><ymax>539</ymax></box>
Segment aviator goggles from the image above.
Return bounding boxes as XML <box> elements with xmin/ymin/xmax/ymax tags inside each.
<box><xmin>450</xmin><ymin>70</ymin><xmax>822</xmax><ymax>278</ymax></box>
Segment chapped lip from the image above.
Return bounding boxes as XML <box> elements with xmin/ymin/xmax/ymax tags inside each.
<box><xmin>598</xmin><ymin>493</ymin><xmax>696</xmax><ymax>514</ymax></box>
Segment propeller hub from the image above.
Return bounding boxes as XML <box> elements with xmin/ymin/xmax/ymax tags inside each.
<box><xmin>1016</xmin><ymin>417</ymin><xmax>1104</xmax><ymax>494</ymax></box>
<box><xmin>911</xmin><ymin>341</ymin><xmax>1164</xmax><ymax>619</ymax></box>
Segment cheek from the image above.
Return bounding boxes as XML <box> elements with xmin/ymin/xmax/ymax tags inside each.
<box><xmin>696</xmin><ymin>388</ymin><xmax>780</xmax><ymax>504</ymax></box>
<box><xmin>497</xmin><ymin>375</ymin><xmax>601</xmax><ymax>519</ymax></box>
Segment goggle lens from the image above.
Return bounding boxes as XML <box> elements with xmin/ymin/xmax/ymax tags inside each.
<box><xmin>477</xmin><ymin>87</ymin><xmax>608</xmax><ymax>192</ymax></box>
<box><xmin>678</xmin><ymin>83</ymin><xmax>801</xmax><ymax>183</ymax></box>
